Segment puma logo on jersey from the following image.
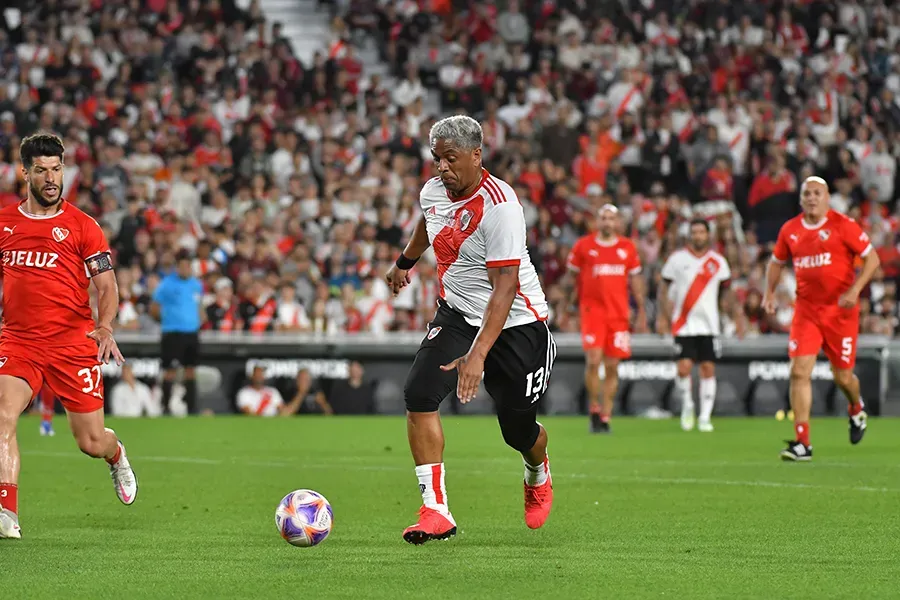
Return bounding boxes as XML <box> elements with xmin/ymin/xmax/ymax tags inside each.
<box><xmin>789</xmin><ymin>234</ymin><xmax>798</xmax><ymax>243</ymax></box>
<box><xmin>3</xmin><ymin>250</ymin><xmax>60</xmax><ymax>268</ymax></box>
<box><xmin>52</xmin><ymin>227</ymin><xmax>70</xmax><ymax>242</ymax></box>
<box><xmin>592</xmin><ymin>264</ymin><xmax>626</xmax><ymax>276</ymax></box>
<box><xmin>793</xmin><ymin>253</ymin><xmax>831</xmax><ymax>269</ymax></box>
<box><xmin>3</xmin><ymin>226</ymin><xmax>15</xmax><ymax>234</ymax></box>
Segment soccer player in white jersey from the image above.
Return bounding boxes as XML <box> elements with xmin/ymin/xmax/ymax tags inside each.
<box><xmin>385</xmin><ymin>115</ymin><xmax>557</xmax><ymax>544</ymax></box>
<box><xmin>659</xmin><ymin>219</ymin><xmax>731</xmax><ymax>432</ymax></box>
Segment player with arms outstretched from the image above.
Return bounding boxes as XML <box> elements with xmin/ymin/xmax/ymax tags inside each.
<box><xmin>0</xmin><ymin>134</ymin><xmax>137</xmax><ymax>539</ymax></box>
<box><xmin>385</xmin><ymin>116</ymin><xmax>556</xmax><ymax>544</ymax></box>
<box><xmin>764</xmin><ymin>176</ymin><xmax>878</xmax><ymax>461</ymax></box>
<box><xmin>659</xmin><ymin>219</ymin><xmax>731</xmax><ymax>433</ymax></box>
<box><xmin>567</xmin><ymin>205</ymin><xmax>645</xmax><ymax>433</ymax></box>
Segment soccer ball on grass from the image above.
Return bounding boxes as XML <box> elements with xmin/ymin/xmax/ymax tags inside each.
<box><xmin>275</xmin><ymin>489</ymin><xmax>333</xmax><ymax>547</ymax></box>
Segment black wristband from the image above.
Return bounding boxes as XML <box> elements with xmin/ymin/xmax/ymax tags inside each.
<box><xmin>395</xmin><ymin>253</ymin><xmax>419</xmax><ymax>270</ymax></box>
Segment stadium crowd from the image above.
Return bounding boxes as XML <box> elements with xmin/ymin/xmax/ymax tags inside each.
<box><xmin>2</xmin><ymin>0</ymin><xmax>900</xmax><ymax>340</ymax></box>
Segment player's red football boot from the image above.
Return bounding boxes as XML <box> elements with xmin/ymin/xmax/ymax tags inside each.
<box><xmin>402</xmin><ymin>506</ymin><xmax>457</xmax><ymax>545</ymax></box>
<box><xmin>524</xmin><ymin>478</ymin><xmax>553</xmax><ymax>529</ymax></box>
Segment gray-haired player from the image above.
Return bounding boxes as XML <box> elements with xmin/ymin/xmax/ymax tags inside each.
<box><xmin>385</xmin><ymin>116</ymin><xmax>557</xmax><ymax>544</ymax></box>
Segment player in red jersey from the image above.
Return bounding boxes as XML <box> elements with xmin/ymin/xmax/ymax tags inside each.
<box><xmin>764</xmin><ymin>176</ymin><xmax>879</xmax><ymax>461</ymax></box>
<box><xmin>567</xmin><ymin>205</ymin><xmax>645</xmax><ymax>434</ymax></box>
<box><xmin>0</xmin><ymin>134</ymin><xmax>137</xmax><ymax>539</ymax></box>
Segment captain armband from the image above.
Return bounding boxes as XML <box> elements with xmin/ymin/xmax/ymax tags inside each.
<box><xmin>85</xmin><ymin>252</ymin><xmax>113</xmax><ymax>277</ymax></box>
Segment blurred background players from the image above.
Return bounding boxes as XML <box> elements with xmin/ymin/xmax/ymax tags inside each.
<box><xmin>567</xmin><ymin>205</ymin><xmax>644</xmax><ymax>434</ymax></box>
<box><xmin>765</xmin><ymin>177</ymin><xmax>877</xmax><ymax>461</ymax></box>
<box><xmin>38</xmin><ymin>386</ymin><xmax>57</xmax><ymax>437</ymax></box>
<box><xmin>151</xmin><ymin>252</ymin><xmax>204</xmax><ymax>415</ymax></box>
<box><xmin>659</xmin><ymin>219</ymin><xmax>733</xmax><ymax>433</ymax></box>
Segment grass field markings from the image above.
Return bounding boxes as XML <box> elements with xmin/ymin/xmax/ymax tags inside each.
<box><xmin>566</xmin><ymin>473</ymin><xmax>898</xmax><ymax>493</ymax></box>
<box><xmin>22</xmin><ymin>451</ymin><xmax>899</xmax><ymax>494</ymax></box>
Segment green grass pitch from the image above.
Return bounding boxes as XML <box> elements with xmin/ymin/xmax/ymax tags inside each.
<box><xmin>5</xmin><ymin>416</ymin><xmax>900</xmax><ymax>599</ymax></box>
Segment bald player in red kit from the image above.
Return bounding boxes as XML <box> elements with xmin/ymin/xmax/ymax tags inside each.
<box><xmin>567</xmin><ymin>205</ymin><xmax>646</xmax><ymax>434</ymax></box>
<box><xmin>0</xmin><ymin>133</ymin><xmax>137</xmax><ymax>539</ymax></box>
<box><xmin>764</xmin><ymin>176</ymin><xmax>878</xmax><ymax>461</ymax></box>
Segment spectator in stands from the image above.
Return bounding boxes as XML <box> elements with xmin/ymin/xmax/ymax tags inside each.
<box><xmin>281</xmin><ymin>368</ymin><xmax>332</xmax><ymax>415</ymax></box>
<box><xmin>747</xmin><ymin>152</ymin><xmax>798</xmax><ymax>243</ymax></box>
<box><xmin>236</xmin><ymin>365</ymin><xmax>286</xmax><ymax>417</ymax></box>
<box><xmin>110</xmin><ymin>363</ymin><xmax>160</xmax><ymax>418</ymax></box>
<box><xmin>205</xmin><ymin>277</ymin><xmax>243</xmax><ymax>332</ymax></box>
<box><xmin>326</xmin><ymin>361</ymin><xmax>376</xmax><ymax>414</ymax></box>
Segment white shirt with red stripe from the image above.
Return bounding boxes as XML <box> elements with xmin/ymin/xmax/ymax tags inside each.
<box><xmin>606</xmin><ymin>81</ymin><xmax>643</xmax><ymax>119</ymax></box>
<box><xmin>717</xmin><ymin>123</ymin><xmax>750</xmax><ymax>175</ymax></box>
<box><xmin>276</xmin><ymin>301</ymin><xmax>311</xmax><ymax>330</ymax></box>
<box><xmin>420</xmin><ymin>170</ymin><xmax>548</xmax><ymax>328</ymax></box>
<box><xmin>660</xmin><ymin>248</ymin><xmax>731</xmax><ymax>336</ymax></box>
<box><xmin>237</xmin><ymin>385</ymin><xmax>285</xmax><ymax>417</ymax></box>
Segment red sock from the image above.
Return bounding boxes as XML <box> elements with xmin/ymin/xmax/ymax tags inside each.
<box><xmin>600</xmin><ymin>413</ymin><xmax>610</xmax><ymax>423</ymax></box>
<box><xmin>849</xmin><ymin>399</ymin><xmax>865</xmax><ymax>416</ymax></box>
<box><xmin>106</xmin><ymin>443</ymin><xmax>122</xmax><ymax>466</ymax></box>
<box><xmin>0</xmin><ymin>483</ymin><xmax>18</xmax><ymax>514</ymax></box>
<box><xmin>795</xmin><ymin>422</ymin><xmax>810</xmax><ymax>446</ymax></box>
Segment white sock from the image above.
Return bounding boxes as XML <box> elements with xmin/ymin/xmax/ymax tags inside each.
<box><xmin>524</xmin><ymin>453</ymin><xmax>550</xmax><ymax>486</ymax></box>
<box><xmin>699</xmin><ymin>377</ymin><xmax>717</xmax><ymax>421</ymax></box>
<box><xmin>676</xmin><ymin>376</ymin><xmax>693</xmax><ymax>409</ymax></box>
<box><xmin>415</xmin><ymin>463</ymin><xmax>449</xmax><ymax>514</ymax></box>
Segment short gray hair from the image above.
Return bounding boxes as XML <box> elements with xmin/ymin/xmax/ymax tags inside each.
<box><xmin>429</xmin><ymin>115</ymin><xmax>483</xmax><ymax>151</ymax></box>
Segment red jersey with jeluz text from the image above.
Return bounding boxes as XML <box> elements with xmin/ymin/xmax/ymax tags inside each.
<box><xmin>0</xmin><ymin>201</ymin><xmax>110</xmax><ymax>347</ymax></box>
<box><xmin>567</xmin><ymin>235</ymin><xmax>641</xmax><ymax>321</ymax></box>
<box><xmin>772</xmin><ymin>210</ymin><xmax>872</xmax><ymax>307</ymax></box>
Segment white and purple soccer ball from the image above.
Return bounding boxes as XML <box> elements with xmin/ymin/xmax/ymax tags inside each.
<box><xmin>275</xmin><ymin>489</ymin><xmax>333</xmax><ymax>547</ymax></box>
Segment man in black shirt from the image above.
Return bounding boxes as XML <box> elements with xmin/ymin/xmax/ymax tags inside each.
<box><xmin>327</xmin><ymin>361</ymin><xmax>376</xmax><ymax>415</ymax></box>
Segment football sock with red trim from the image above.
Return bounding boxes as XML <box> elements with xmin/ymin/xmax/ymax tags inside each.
<box><xmin>0</xmin><ymin>483</ymin><xmax>18</xmax><ymax>515</ymax></box>
<box><xmin>795</xmin><ymin>422</ymin><xmax>810</xmax><ymax>446</ymax></box>
<box><xmin>105</xmin><ymin>443</ymin><xmax>122</xmax><ymax>466</ymax></box>
<box><xmin>524</xmin><ymin>454</ymin><xmax>550</xmax><ymax>486</ymax></box>
<box><xmin>849</xmin><ymin>398</ymin><xmax>865</xmax><ymax>416</ymax></box>
<box><xmin>415</xmin><ymin>463</ymin><xmax>449</xmax><ymax>515</ymax></box>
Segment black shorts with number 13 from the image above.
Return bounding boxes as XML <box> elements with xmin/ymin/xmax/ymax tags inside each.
<box><xmin>405</xmin><ymin>300</ymin><xmax>557</xmax><ymax>414</ymax></box>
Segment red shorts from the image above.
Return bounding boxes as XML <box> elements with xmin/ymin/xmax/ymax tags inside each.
<box><xmin>789</xmin><ymin>304</ymin><xmax>859</xmax><ymax>368</ymax></box>
<box><xmin>0</xmin><ymin>341</ymin><xmax>104</xmax><ymax>413</ymax></box>
<box><xmin>580</xmin><ymin>308</ymin><xmax>631</xmax><ymax>358</ymax></box>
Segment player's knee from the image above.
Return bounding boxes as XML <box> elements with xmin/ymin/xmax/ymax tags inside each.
<box><xmin>603</xmin><ymin>359</ymin><xmax>620</xmax><ymax>380</ymax></box>
<box><xmin>403</xmin><ymin>378</ymin><xmax>442</xmax><ymax>413</ymax></box>
<box><xmin>698</xmin><ymin>362</ymin><xmax>715</xmax><ymax>379</ymax></box>
<box><xmin>585</xmin><ymin>351</ymin><xmax>603</xmax><ymax>371</ymax></box>
<box><xmin>498</xmin><ymin>411</ymin><xmax>540</xmax><ymax>453</ymax></box>
<box><xmin>75</xmin><ymin>433</ymin><xmax>106</xmax><ymax>458</ymax></box>
<box><xmin>789</xmin><ymin>361</ymin><xmax>813</xmax><ymax>382</ymax></box>
<box><xmin>832</xmin><ymin>368</ymin><xmax>854</xmax><ymax>388</ymax></box>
